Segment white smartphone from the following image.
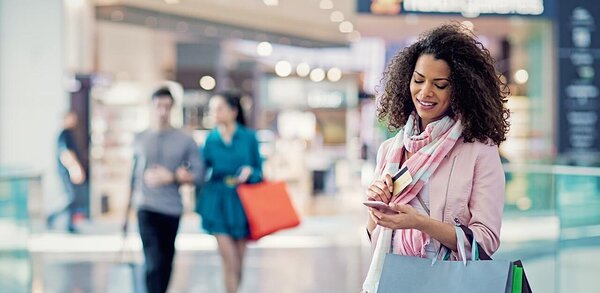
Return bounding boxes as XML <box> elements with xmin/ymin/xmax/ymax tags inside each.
<box><xmin>362</xmin><ymin>200</ymin><xmax>398</xmax><ymax>214</ymax></box>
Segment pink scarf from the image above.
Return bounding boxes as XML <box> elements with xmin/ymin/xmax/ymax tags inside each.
<box><xmin>376</xmin><ymin>113</ymin><xmax>463</xmax><ymax>257</ymax></box>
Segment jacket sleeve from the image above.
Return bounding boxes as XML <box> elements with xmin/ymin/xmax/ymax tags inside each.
<box><xmin>466</xmin><ymin>143</ymin><xmax>505</xmax><ymax>256</ymax></box>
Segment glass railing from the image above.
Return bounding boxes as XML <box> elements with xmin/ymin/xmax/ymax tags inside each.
<box><xmin>0</xmin><ymin>166</ymin><xmax>42</xmax><ymax>293</ymax></box>
<box><xmin>498</xmin><ymin>164</ymin><xmax>600</xmax><ymax>293</ymax></box>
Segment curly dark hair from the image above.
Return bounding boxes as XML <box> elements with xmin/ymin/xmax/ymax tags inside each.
<box><xmin>377</xmin><ymin>23</ymin><xmax>510</xmax><ymax>145</ymax></box>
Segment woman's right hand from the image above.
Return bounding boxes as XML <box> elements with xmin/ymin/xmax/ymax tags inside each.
<box><xmin>366</xmin><ymin>173</ymin><xmax>394</xmax><ymax>231</ymax></box>
<box><xmin>366</xmin><ymin>173</ymin><xmax>394</xmax><ymax>204</ymax></box>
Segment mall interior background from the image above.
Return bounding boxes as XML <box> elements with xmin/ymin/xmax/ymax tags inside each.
<box><xmin>1</xmin><ymin>0</ymin><xmax>599</xmax><ymax>292</ymax></box>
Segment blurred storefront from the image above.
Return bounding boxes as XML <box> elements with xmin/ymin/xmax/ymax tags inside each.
<box><xmin>0</xmin><ymin>0</ymin><xmax>568</xmax><ymax>219</ymax></box>
<box><xmin>85</xmin><ymin>3</ymin><xmax>382</xmax><ymax>218</ymax></box>
<box><xmin>86</xmin><ymin>1</ymin><xmax>567</xmax><ymax>221</ymax></box>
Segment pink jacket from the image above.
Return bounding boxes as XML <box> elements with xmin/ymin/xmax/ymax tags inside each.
<box><xmin>371</xmin><ymin>137</ymin><xmax>505</xmax><ymax>259</ymax></box>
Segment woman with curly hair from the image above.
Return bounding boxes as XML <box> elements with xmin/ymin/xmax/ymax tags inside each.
<box><xmin>362</xmin><ymin>24</ymin><xmax>510</xmax><ymax>291</ymax></box>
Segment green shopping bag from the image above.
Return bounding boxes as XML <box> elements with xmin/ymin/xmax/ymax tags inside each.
<box><xmin>464</xmin><ymin>226</ymin><xmax>532</xmax><ymax>293</ymax></box>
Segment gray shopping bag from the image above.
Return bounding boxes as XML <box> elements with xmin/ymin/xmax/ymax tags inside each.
<box><xmin>377</xmin><ymin>225</ymin><xmax>513</xmax><ymax>293</ymax></box>
<box><xmin>377</xmin><ymin>253</ymin><xmax>512</xmax><ymax>293</ymax></box>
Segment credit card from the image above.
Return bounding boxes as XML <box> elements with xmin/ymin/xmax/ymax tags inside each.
<box><xmin>391</xmin><ymin>166</ymin><xmax>412</xmax><ymax>196</ymax></box>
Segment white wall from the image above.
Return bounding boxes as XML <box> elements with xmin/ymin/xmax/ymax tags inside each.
<box><xmin>64</xmin><ymin>0</ymin><xmax>95</xmax><ymax>73</ymax></box>
<box><xmin>96</xmin><ymin>21</ymin><xmax>180</xmax><ymax>123</ymax></box>
<box><xmin>97</xmin><ymin>21</ymin><xmax>174</xmax><ymax>85</ymax></box>
<box><xmin>0</xmin><ymin>0</ymin><xmax>67</xmax><ymax>208</ymax></box>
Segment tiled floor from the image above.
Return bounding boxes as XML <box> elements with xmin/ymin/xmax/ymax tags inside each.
<box><xmin>16</xmin><ymin>207</ymin><xmax>374</xmax><ymax>293</ymax></box>
<box><xmin>32</xmin><ymin>244</ymin><xmax>369</xmax><ymax>293</ymax></box>
<box><xmin>3</xmin><ymin>206</ymin><xmax>600</xmax><ymax>292</ymax></box>
<box><xmin>14</xmin><ymin>233</ymin><xmax>600</xmax><ymax>293</ymax></box>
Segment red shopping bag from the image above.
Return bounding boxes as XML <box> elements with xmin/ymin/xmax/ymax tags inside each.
<box><xmin>237</xmin><ymin>181</ymin><xmax>301</xmax><ymax>240</ymax></box>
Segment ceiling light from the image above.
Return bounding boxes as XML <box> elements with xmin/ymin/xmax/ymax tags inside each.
<box><xmin>310</xmin><ymin>68</ymin><xmax>325</xmax><ymax>82</ymax></box>
<box><xmin>330</xmin><ymin>11</ymin><xmax>344</xmax><ymax>22</ymax></box>
<box><xmin>275</xmin><ymin>61</ymin><xmax>292</xmax><ymax>77</ymax></box>
<box><xmin>257</xmin><ymin>42</ymin><xmax>273</xmax><ymax>57</ymax></box>
<box><xmin>514</xmin><ymin>69</ymin><xmax>529</xmax><ymax>84</ymax></box>
<box><xmin>263</xmin><ymin>0</ymin><xmax>278</xmax><ymax>6</ymax></box>
<box><xmin>296</xmin><ymin>62</ymin><xmax>311</xmax><ymax>77</ymax></box>
<box><xmin>327</xmin><ymin>67</ymin><xmax>342</xmax><ymax>82</ymax></box>
<box><xmin>164</xmin><ymin>0</ymin><xmax>180</xmax><ymax>4</ymax></box>
<box><xmin>339</xmin><ymin>21</ymin><xmax>354</xmax><ymax>33</ymax></box>
<box><xmin>199</xmin><ymin>76</ymin><xmax>216</xmax><ymax>90</ymax></box>
<box><xmin>320</xmin><ymin>0</ymin><xmax>334</xmax><ymax>10</ymax></box>
<box><xmin>461</xmin><ymin>20</ymin><xmax>474</xmax><ymax>31</ymax></box>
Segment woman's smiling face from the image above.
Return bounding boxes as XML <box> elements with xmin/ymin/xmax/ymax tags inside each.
<box><xmin>409</xmin><ymin>54</ymin><xmax>452</xmax><ymax>128</ymax></box>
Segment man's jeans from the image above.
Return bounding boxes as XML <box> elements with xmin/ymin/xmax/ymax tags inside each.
<box><xmin>137</xmin><ymin>209</ymin><xmax>180</xmax><ymax>293</ymax></box>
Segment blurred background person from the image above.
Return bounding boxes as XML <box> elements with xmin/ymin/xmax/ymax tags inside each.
<box><xmin>197</xmin><ymin>91</ymin><xmax>262</xmax><ymax>293</ymax></box>
<box><xmin>131</xmin><ymin>87</ymin><xmax>204</xmax><ymax>293</ymax></box>
<box><xmin>47</xmin><ymin>111</ymin><xmax>86</xmax><ymax>233</ymax></box>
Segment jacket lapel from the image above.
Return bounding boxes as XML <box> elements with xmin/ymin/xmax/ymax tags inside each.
<box><xmin>429</xmin><ymin>143</ymin><xmax>462</xmax><ymax>253</ymax></box>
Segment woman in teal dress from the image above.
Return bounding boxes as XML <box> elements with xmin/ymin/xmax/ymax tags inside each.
<box><xmin>197</xmin><ymin>91</ymin><xmax>262</xmax><ymax>293</ymax></box>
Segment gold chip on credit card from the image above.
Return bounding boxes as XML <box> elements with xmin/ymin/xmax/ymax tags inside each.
<box><xmin>392</xmin><ymin>166</ymin><xmax>412</xmax><ymax>196</ymax></box>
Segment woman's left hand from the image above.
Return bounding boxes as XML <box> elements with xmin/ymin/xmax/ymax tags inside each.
<box><xmin>236</xmin><ymin>166</ymin><xmax>253</xmax><ymax>183</ymax></box>
<box><xmin>371</xmin><ymin>203</ymin><xmax>426</xmax><ymax>230</ymax></box>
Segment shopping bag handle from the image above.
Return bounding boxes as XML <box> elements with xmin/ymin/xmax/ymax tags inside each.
<box><xmin>458</xmin><ymin>225</ymin><xmax>492</xmax><ymax>260</ymax></box>
<box><xmin>432</xmin><ymin>225</ymin><xmax>489</xmax><ymax>266</ymax></box>
<box><xmin>455</xmin><ymin>226</ymin><xmax>468</xmax><ymax>265</ymax></box>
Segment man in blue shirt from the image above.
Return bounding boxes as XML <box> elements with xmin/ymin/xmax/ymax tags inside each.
<box><xmin>47</xmin><ymin>112</ymin><xmax>85</xmax><ymax>233</ymax></box>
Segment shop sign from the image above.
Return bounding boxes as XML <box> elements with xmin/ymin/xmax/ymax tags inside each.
<box><xmin>557</xmin><ymin>2</ymin><xmax>600</xmax><ymax>164</ymax></box>
<box><xmin>357</xmin><ymin>0</ymin><xmax>549</xmax><ymax>17</ymax></box>
<box><xmin>405</xmin><ymin>0</ymin><xmax>543</xmax><ymax>16</ymax></box>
